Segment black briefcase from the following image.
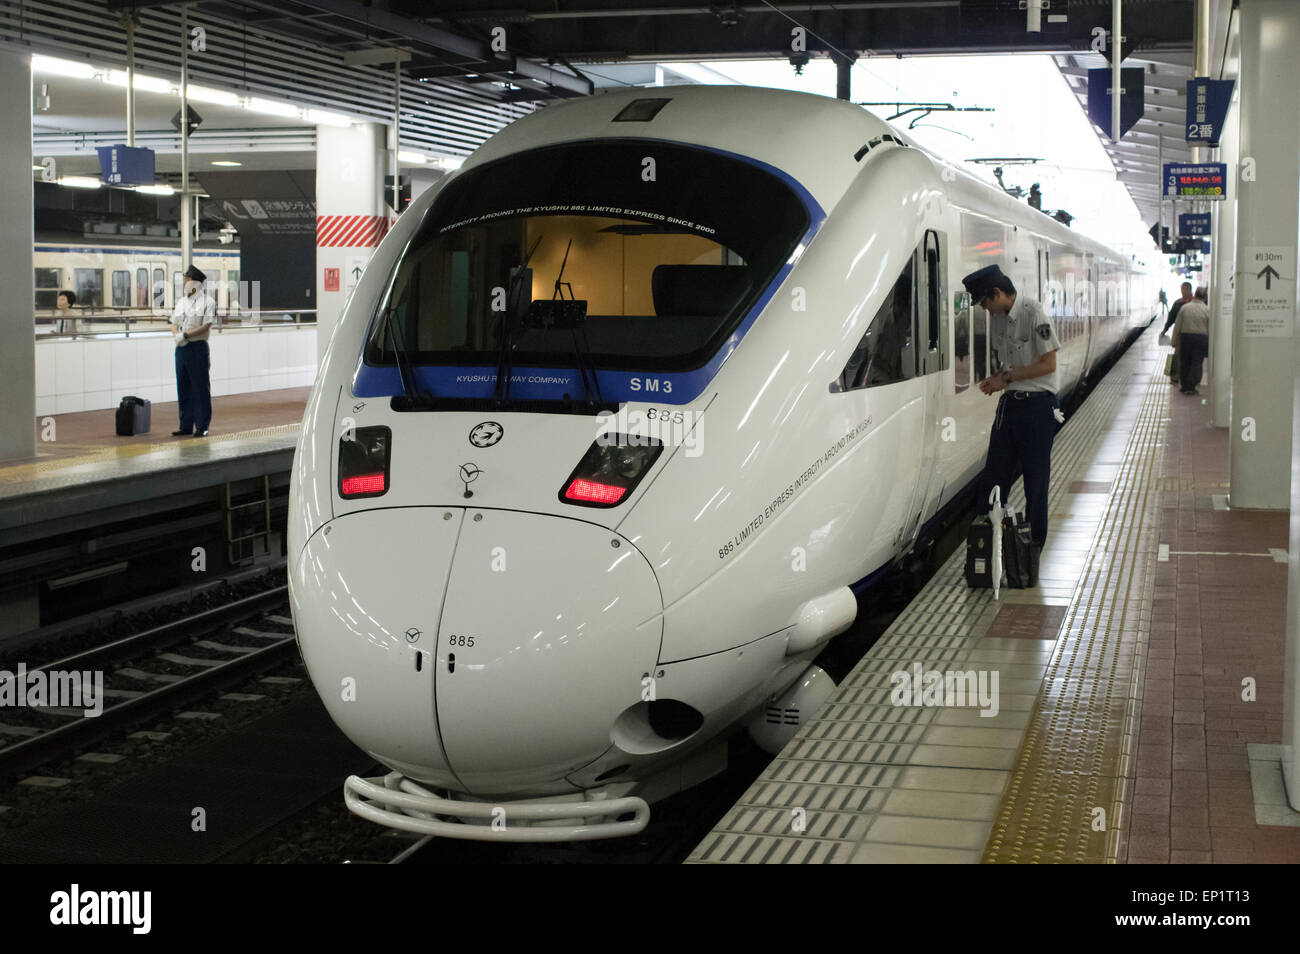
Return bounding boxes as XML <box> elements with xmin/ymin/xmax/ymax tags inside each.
<box><xmin>964</xmin><ymin>515</ymin><xmax>995</xmax><ymax>588</ymax></box>
<box><xmin>115</xmin><ymin>396</ymin><xmax>151</xmax><ymax>436</ymax></box>
<box><xmin>1002</xmin><ymin>512</ymin><xmax>1036</xmax><ymax>588</ymax></box>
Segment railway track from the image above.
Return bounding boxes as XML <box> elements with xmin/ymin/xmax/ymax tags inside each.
<box><xmin>0</xmin><ymin>586</ymin><xmax>296</xmax><ymax>778</ymax></box>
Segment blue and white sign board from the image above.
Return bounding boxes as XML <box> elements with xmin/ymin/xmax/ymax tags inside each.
<box><xmin>1179</xmin><ymin>213</ymin><xmax>1211</xmax><ymax>237</ymax></box>
<box><xmin>1186</xmin><ymin>78</ymin><xmax>1234</xmax><ymax>145</ymax></box>
<box><xmin>96</xmin><ymin>145</ymin><xmax>156</xmax><ymax>186</ymax></box>
<box><xmin>1164</xmin><ymin>162</ymin><xmax>1227</xmax><ymax>200</ymax></box>
<box><xmin>1241</xmin><ymin>246</ymin><xmax>1295</xmax><ymax>337</ymax></box>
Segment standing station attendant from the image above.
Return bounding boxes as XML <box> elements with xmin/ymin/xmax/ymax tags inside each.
<box><xmin>170</xmin><ymin>264</ymin><xmax>215</xmax><ymax>437</ymax></box>
<box><xmin>963</xmin><ymin>264</ymin><xmax>1063</xmax><ymax>562</ymax></box>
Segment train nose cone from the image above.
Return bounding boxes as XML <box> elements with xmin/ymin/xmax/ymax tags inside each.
<box><xmin>291</xmin><ymin>507</ymin><xmax>465</xmax><ymax>787</ymax></box>
<box><xmin>434</xmin><ymin>510</ymin><xmax>662</xmax><ymax>795</ymax></box>
<box><xmin>291</xmin><ymin>507</ymin><xmax>662</xmax><ymax>796</ymax></box>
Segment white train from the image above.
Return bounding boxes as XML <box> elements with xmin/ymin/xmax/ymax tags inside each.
<box><xmin>288</xmin><ymin>85</ymin><xmax>1157</xmax><ymax>841</ymax></box>
<box><xmin>33</xmin><ymin>238</ymin><xmax>242</xmax><ymax>316</ymax></box>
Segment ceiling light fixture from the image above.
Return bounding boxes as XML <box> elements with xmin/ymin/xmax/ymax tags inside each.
<box><xmin>307</xmin><ymin>108</ymin><xmax>352</xmax><ymax>127</ymax></box>
<box><xmin>31</xmin><ymin>54</ymin><xmax>97</xmax><ymax>80</ymax></box>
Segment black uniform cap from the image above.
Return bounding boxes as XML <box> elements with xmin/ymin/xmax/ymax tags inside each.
<box><xmin>961</xmin><ymin>264</ymin><xmax>1005</xmax><ymax>301</ymax></box>
<box><xmin>184</xmin><ymin>264</ymin><xmax>207</xmax><ymax>283</ymax></box>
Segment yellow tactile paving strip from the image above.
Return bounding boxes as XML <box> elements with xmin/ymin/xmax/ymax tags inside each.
<box><xmin>688</xmin><ymin>332</ymin><xmax>1163</xmax><ymax>864</ymax></box>
<box><xmin>982</xmin><ymin>356</ymin><xmax>1166</xmax><ymax>863</ymax></box>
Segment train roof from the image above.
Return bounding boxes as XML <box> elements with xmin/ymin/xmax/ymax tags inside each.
<box><xmin>460</xmin><ymin>85</ymin><xmax>1147</xmax><ymax>270</ymax></box>
<box><xmin>462</xmin><ymin>84</ymin><xmax>895</xmax><ymax>215</ymax></box>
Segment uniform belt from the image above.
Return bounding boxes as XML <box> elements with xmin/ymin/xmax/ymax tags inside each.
<box><xmin>1005</xmin><ymin>389</ymin><xmax>1054</xmax><ymax>401</ymax></box>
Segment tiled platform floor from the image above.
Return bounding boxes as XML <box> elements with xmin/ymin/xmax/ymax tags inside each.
<box><xmin>1124</xmin><ymin>376</ymin><xmax>1300</xmax><ymax>863</ymax></box>
<box><xmin>19</xmin><ymin>387</ymin><xmax>310</xmax><ymax>462</ymax></box>
<box><xmin>688</xmin><ymin>327</ymin><xmax>1300</xmax><ymax>864</ymax></box>
<box><xmin>0</xmin><ymin>388</ymin><xmax>307</xmax><ymax>505</ymax></box>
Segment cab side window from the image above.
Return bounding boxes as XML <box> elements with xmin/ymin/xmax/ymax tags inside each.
<box><xmin>953</xmin><ymin>292</ymin><xmax>971</xmax><ymax>392</ymax></box>
<box><xmin>836</xmin><ymin>255</ymin><xmax>914</xmax><ymax>391</ymax></box>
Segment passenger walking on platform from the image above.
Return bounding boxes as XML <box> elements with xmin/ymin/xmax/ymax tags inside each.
<box><xmin>170</xmin><ymin>264</ymin><xmax>215</xmax><ymax>437</ymax></box>
<box><xmin>1161</xmin><ymin>281</ymin><xmax>1193</xmax><ymax>337</ymax></box>
<box><xmin>1172</xmin><ymin>287</ymin><xmax>1210</xmax><ymax>396</ymax></box>
<box><xmin>963</xmin><ymin>264</ymin><xmax>1062</xmax><ymax>568</ymax></box>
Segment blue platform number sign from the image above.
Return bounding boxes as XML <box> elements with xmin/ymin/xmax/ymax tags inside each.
<box><xmin>1179</xmin><ymin>213</ymin><xmax>1212</xmax><ymax>237</ymax></box>
<box><xmin>1186</xmin><ymin>78</ymin><xmax>1234</xmax><ymax>145</ymax></box>
<box><xmin>1086</xmin><ymin>68</ymin><xmax>1145</xmax><ymax>139</ymax></box>
<box><xmin>95</xmin><ymin>145</ymin><xmax>156</xmax><ymax>186</ymax></box>
<box><xmin>1163</xmin><ymin>163</ymin><xmax>1227</xmax><ymax>201</ymax></box>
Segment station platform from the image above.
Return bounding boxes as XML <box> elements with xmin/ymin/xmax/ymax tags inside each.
<box><xmin>0</xmin><ymin>388</ymin><xmax>307</xmax><ymax>636</ymax></box>
<box><xmin>689</xmin><ymin>327</ymin><xmax>1300</xmax><ymax>864</ymax></box>
<box><xmin>0</xmin><ymin>388</ymin><xmax>307</xmax><ymax>536</ymax></box>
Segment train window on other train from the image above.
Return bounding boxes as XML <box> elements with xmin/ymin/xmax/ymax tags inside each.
<box><xmin>111</xmin><ymin>270</ymin><xmax>130</xmax><ymax>308</ymax></box>
<box><xmin>35</xmin><ymin>268</ymin><xmax>60</xmax><ymax>309</ymax></box>
<box><xmin>136</xmin><ymin>268</ymin><xmax>149</xmax><ymax>308</ymax></box>
<box><xmin>153</xmin><ymin>268</ymin><xmax>166</xmax><ymax>309</ymax></box>
<box><xmin>74</xmin><ymin>268</ymin><xmax>103</xmax><ymax>308</ymax></box>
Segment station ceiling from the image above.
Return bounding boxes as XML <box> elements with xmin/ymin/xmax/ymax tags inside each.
<box><xmin>46</xmin><ymin>1</ymin><xmax>1201</xmax><ymax>220</ymax></box>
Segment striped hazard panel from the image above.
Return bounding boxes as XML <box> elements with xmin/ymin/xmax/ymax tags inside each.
<box><xmin>316</xmin><ymin>214</ymin><xmax>390</xmax><ymax>248</ymax></box>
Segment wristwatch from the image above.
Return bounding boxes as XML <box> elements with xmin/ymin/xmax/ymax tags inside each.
<box><xmin>1001</xmin><ymin>369</ymin><xmax>1013</xmax><ymax>385</ymax></box>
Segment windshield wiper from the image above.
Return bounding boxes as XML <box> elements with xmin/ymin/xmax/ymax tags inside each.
<box><xmin>549</xmin><ymin>239</ymin><xmax>604</xmax><ymax>409</ymax></box>
<box><xmin>384</xmin><ymin>267</ymin><xmax>435</xmax><ymax>409</ymax></box>
<box><xmin>496</xmin><ymin>234</ymin><xmax>543</xmax><ymax>405</ymax></box>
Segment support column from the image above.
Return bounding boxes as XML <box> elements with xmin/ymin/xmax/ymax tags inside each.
<box><xmin>1229</xmin><ymin>0</ymin><xmax>1299</xmax><ymax>510</ymax></box>
<box><xmin>0</xmin><ymin>50</ymin><xmax>35</xmax><ymax>462</ymax></box>
<box><xmin>314</xmin><ymin>122</ymin><xmax>388</xmax><ymax>365</ymax></box>
<box><xmin>1210</xmin><ymin>90</ymin><xmax>1238</xmax><ymax>429</ymax></box>
<box><xmin>833</xmin><ymin>52</ymin><xmax>854</xmax><ymax>102</ymax></box>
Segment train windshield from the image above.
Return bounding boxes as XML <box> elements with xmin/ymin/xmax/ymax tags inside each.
<box><xmin>364</xmin><ymin>140</ymin><xmax>809</xmax><ymax>373</ymax></box>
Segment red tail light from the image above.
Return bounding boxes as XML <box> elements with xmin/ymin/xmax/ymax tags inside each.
<box><xmin>558</xmin><ymin>436</ymin><xmax>663</xmax><ymax>508</ymax></box>
<box><xmin>341</xmin><ymin>472</ymin><xmax>386</xmax><ymax>496</ymax></box>
<box><xmin>564</xmin><ymin>479</ymin><xmax>627</xmax><ymax>504</ymax></box>
<box><xmin>339</xmin><ymin>426</ymin><xmax>391</xmax><ymax>499</ymax></box>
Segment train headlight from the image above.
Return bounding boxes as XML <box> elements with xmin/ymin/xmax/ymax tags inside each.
<box><xmin>560</xmin><ymin>436</ymin><xmax>663</xmax><ymax>507</ymax></box>
<box><xmin>339</xmin><ymin>426</ymin><xmax>391</xmax><ymax>498</ymax></box>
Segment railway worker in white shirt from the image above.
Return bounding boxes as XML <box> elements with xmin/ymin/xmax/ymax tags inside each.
<box><xmin>170</xmin><ymin>264</ymin><xmax>216</xmax><ymax>437</ymax></box>
<box><xmin>962</xmin><ymin>263</ymin><xmax>1063</xmax><ymax>571</ymax></box>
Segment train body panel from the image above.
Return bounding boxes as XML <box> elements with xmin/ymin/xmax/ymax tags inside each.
<box><xmin>33</xmin><ymin>240</ymin><xmax>242</xmax><ymax>313</ymax></box>
<box><xmin>287</xmin><ymin>85</ymin><xmax>1159</xmax><ymax>824</ymax></box>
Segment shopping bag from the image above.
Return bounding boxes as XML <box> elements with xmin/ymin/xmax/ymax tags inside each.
<box><xmin>1002</xmin><ymin>511</ymin><xmax>1035</xmax><ymax>588</ymax></box>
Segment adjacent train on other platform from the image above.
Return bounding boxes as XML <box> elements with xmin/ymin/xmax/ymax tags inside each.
<box><xmin>287</xmin><ymin>85</ymin><xmax>1159</xmax><ymax>841</ymax></box>
<box><xmin>33</xmin><ymin>236</ymin><xmax>242</xmax><ymax>316</ymax></box>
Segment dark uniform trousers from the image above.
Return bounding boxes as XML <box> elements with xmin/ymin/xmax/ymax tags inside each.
<box><xmin>978</xmin><ymin>390</ymin><xmax>1060</xmax><ymax>546</ymax></box>
<box><xmin>1179</xmin><ymin>333</ymin><xmax>1209</xmax><ymax>390</ymax></box>
<box><xmin>175</xmin><ymin>339</ymin><xmax>212</xmax><ymax>434</ymax></box>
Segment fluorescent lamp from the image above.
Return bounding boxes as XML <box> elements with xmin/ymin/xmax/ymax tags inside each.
<box><xmin>188</xmin><ymin>84</ymin><xmax>240</xmax><ymax>107</ymax></box>
<box><xmin>433</xmin><ymin>156</ymin><xmax>465</xmax><ymax>171</ymax></box>
<box><xmin>211</xmin><ymin>160</ymin><xmax>242</xmax><ymax>167</ymax></box>
<box><xmin>32</xmin><ymin>164</ymin><xmax>44</xmax><ymax>171</ymax></box>
<box><xmin>104</xmin><ymin>70</ymin><xmax>174</xmax><ymax>94</ymax></box>
<box><xmin>135</xmin><ymin>184</ymin><xmax>175</xmax><ymax>195</ymax></box>
<box><xmin>59</xmin><ymin>176</ymin><xmax>102</xmax><ymax>189</ymax></box>
<box><xmin>246</xmin><ymin>96</ymin><xmax>299</xmax><ymax>118</ymax></box>
<box><xmin>397</xmin><ymin>150</ymin><xmax>427</xmax><ymax>163</ymax></box>
<box><xmin>307</xmin><ymin>108</ymin><xmax>352</xmax><ymax>127</ymax></box>
<box><xmin>31</xmin><ymin>54</ymin><xmax>97</xmax><ymax>80</ymax></box>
